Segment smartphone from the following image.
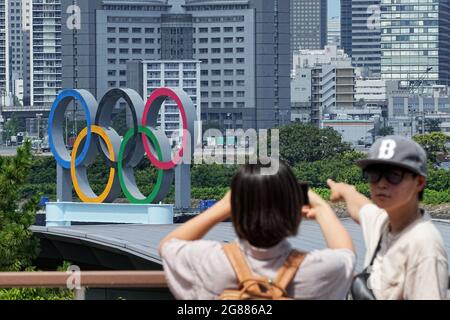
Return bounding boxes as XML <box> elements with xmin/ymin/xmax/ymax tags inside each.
<box><xmin>298</xmin><ymin>182</ymin><xmax>309</xmax><ymax>206</ymax></box>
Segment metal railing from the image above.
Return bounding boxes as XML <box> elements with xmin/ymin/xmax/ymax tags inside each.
<box><xmin>0</xmin><ymin>271</ymin><xmax>449</xmax><ymax>300</ymax></box>
<box><xmin>0</xmin><ymin>271</ymin><xmax>167</xmax><ymax>300</ymax></box>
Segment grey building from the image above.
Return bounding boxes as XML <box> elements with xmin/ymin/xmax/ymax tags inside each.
<box><xmin>341</xmin><ymin>0</ymin><xmax>382</xmax><ymax>78</ymax></box>
<box><xmin>62</xmin><ymin>0</ymin><xmax>290</xmax><ymax>131</ymax></box>
<box><xmin>9</xmin><ymin>0</ymin><xmax>24</xmax><ymax>89</ymax></box>
<box><xmin>381</xmin><ymin>0</ymin><xmax>450</xmax><ymax>88</ymax></box>
<box><xmin>0</xmin><ymin>0</ymin><xmax>9</xmax><ymax>97</ymax></box>
<box><xmin>26</xmin><ymin>0</ymin><xmax>62</xmax><ymax>108</ymax></box>
<box><xmin>291</xmin><ymin>0</ymin><xmax>327</xmax><ymax>52</ymax></box>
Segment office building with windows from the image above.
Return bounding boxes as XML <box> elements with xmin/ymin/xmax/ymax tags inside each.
<box><xmin>380</xmin><ymin>0</ymin><xmax>450</xmax><ymax>88</ymax></box>
<box><xmin>341</xmin><ymin>0</ymin><xmax>382</xmax><ymax>78</ymax></box>
<box><xmin>62</xmin><ymin>0</ymin><xmax>290</xmax><ymax>131</ymax></box>
<box><xmin>28</xmin><ymin>0</ymin><xmax>62</xmax><ymax>108</ymax></box>
<box><xmin>0</xmin><ymin>0</ymin><xmax>9</xmax><ymax>98</ymax></box>
<box><xmin>291</xmin><ymin>0</ymin><xmax>327</xmax><ymax>52</ymax></box>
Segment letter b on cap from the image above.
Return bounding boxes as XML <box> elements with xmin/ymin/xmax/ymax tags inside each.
<box><xmin>378</xmin><ymin>139</ymin><xmax>396</xmax><ymax>159</ymax></box>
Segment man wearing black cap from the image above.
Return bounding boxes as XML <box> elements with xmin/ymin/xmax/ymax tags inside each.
<box><xmin>328</xmin><ymin>135</ymin><xmax>448</xmax><ymax>300</ymax></box>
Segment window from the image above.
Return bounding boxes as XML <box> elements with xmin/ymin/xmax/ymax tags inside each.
<box><xmin>212</xmin><ymin>91</ymin><xmax>221</xmax><ymax>97</ymax></box>
<box><xmin>224</xmin><ymin>48</ymin><xmax>233</xmax><ymax>53</ymax></box>
<box><xmin>212</xmin><ymin>48</ymin><xmax>221</xmax><ymax>54</ymax></box>
<box><xmin>145</xmin><ymin>28</ymin><xmax>154</xmax><ymax>33</ymax></box>
<box><xmin>132</xmin><ymin>49</ymin><xmax>142</xmax><ymax>54</ymax></box>
<box><xmin>145</xmin><ymin>49</ymin><xmax>155</xmax><ymax>54</ymax></box>
<box><xmin>199</xmin><ymin>27</ymin><xmax>208</xmax><ymax>33</ymax></box>
<box><xmin>236</xmin><ymin>69</ymin><xmax>245</xmax><ymax>75</ymax></box>
<box><xmin>107</xmin><ymin>38</ymin><xmax>116</xmax><ymax>44</ymax></box>
<box><xmin>120</xmin><ymin>48</ymin><xmax>129</xmax><ymax>54</ymax></box>
<box><xmin>199</xmin><ymin>48</ymin><xmax>208</xmax><ymax>54</ymax></box>
<box><xmin>237</xmin><ymin>80</ymin><xmax>245</xmax><ymax>86</ymax></box>
<box><xmin>236</xmin><ymin>48</ymin><xmax>244</xmax><ymax>53</ymax></box>
<box><xmin>211</xmin><ymin>59</ymin><xmax>221</xmax><ymax>64</ymax></box>
<box><xmin>199</xmin><ymin>38</ymin><xmax>208</xmax><ymax>43</ymax></box>
<box><xmin>224</xmin><ymin>91</ymin><xmax>233</xmax><ymax>97</ymax></box>
<box><xmin>237</xmin><ymin>91</ymin><xmax>245</xmax><ymax>97</ymax></box>
<box><xmin>132</xmin><ymin>27</ymin><xmax>141</xmax><ymax>33</ymax></box>
<box><xmin>236</xmin><ymin>37</ymin><xmax>244</xmax><ymax>43</ymax></box>
<box><xmin>145</xmin><ymin>38</ymin><xmax>154</xmax><ymax>44</ymax></box>
<box><xmin>224</xmin><ymin>80</ymin><xmax>234</xmax><ymax>86</ymax></box>
<box><xmin>107</xmin><ymin>27</ymin><xmax>116</xmax><ymax>33</ymax></box>
<box><xmin>211</xmin><ymin>38</ymin><xmax>221</xmax><ymax>43</ymax></box>
<box><xmin>119</xmin><ymin>38</ymin><xmax>129</xmax><ymax>44</ymax></box>
<box><xmin>212</xmin><ymin>80</ymin><xmax>221</xmax><ymax>87</ymax></box>
<box><xmin>236</xmin><ymin>58</ymin><xmax>245</xmax><ymax>64</ymax></box>
<box><xmin>108</xmin><ymin>59</ymin><xmax>116</xmax><ymax>65</ymax></box>
<box><xmin>224</xmin><ymin>58</ymin><xmax>233</xmax><ymax>64</ymax></box>
<box><xmin>108</xmin><ymin>70</ymin><xmax>116</xmax><ymax>76</ymax></box>
<box><xmin>211</xmin><ymin>70</ymin><xmax>221</xmax><ymax>76</ymax></box>
<box><xmin>201</xmin><ymin>70</ymin><xmax>208</xmax><ymax>76</ymax></box>
<box><xmin>224</xmin><ymin>27</ymin><xmax>233</xmax><ymax>32</ymax></box>
<box><xmin>119</xmin><ymin>70</ymin><xmax>126</xmax><ymax>76</ymax></box>
<box><xmin>119</xmin><ymin>28</ymin><xmax>128</xmax><ymax>33</ymax></box>
<box><xmin>224</xmin><ymin>70</ymin><xmax>233</xmax><ymax>76</ymax></box>
<box><xmin>132</xmin><ymin>38</ymin><xmax>142</xmax><ymax>44</ymax></box>
<box><xmin>236</xmin><ymin>27</ymin><xmax>244</xmax><ymax>32</ymax></box>
<box><xmin>211</xmin><ymin>27</ymin><xmax>220</xmax><ymax>33</ymax></box>
<box><xmin>108</xmin><ymin>48</ymin><xmax>116</xmax><ymax>54</ymax></box>
<box><xmin>201</xmin><ymin>80</ymin><xmax>209</xmax><ymax>86</ymax></box>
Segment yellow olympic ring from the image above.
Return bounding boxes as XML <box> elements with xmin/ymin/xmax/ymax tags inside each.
<box><xmin>70</xmin><ymin>125</ymin><xmax>116</xmax><ymax>203</ymax></box>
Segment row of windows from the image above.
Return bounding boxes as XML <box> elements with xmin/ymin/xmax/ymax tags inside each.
<box><xmin>200</xmin><ymin>69</ymin><xmax>245</xmax><ymax>76</ymax></box>
<box><xmin>200</xmin><ymin>80</ymin><xmax>245</xmax><ymax>87</ymax></box>
<box><xmin>196</xmin><ymin>26</ymin><xmax>244</xmax><ymax>33</ymax></box>
<box><xmin>107</xmin><ymin>38</ymin><xmax>158</xmax><ymax>44</ymax></box>
<box><xmin>201</xmin><ymin>102</ymin><xmax>246</xmax><ymax>109</ymax></box>
<box><xmin>201</xmin><ymin>91</ymin><xmax>246</xmax><ymax>98</ymax></box>
<box><xmin>107</xmin><ymin>48</ymin><xmax>157</xmax><ymax>54</ymax></box>
<box><xmin>107</xmin><ymin>27</ymin><xmax>159</xmax><ymax>33</ymax></box>
<box><xmin>195</xmin><ymin>37</ymin><xmax>244</xmax><ymax>44</ymax></box>
<box><xmin>198</xmin><ymin>47</ymin><xmax>245</xmax><ymax>54</ymax></box>
<box><xmin>198</xmin><ymin>58</ymin><xmax>245</xmax><ymax>64</ymax></box>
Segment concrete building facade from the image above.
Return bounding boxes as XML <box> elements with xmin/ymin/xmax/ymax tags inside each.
<box><xmin>62</xmin><ymin>0</ymin><xmax>290</xmax><ymax>131</ymax></box>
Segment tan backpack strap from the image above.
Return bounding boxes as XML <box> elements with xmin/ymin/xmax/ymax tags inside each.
<box><xmin>274</xmin><ymin>250</ymin><xmax>307</xmax><ymax>290</ymax></box>
<box><xmin>223</xmin><ymin>243</ymin><xmax>255</xmax><ymax>284</ymax></box>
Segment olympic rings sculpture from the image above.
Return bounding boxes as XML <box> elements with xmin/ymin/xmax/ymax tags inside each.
<box><xmin>48</xmin><ymin>87</ymin><xmax>197</xmax><ymax>204</ymax></box>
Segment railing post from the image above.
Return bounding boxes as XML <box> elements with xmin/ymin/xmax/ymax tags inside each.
<box><xmin>74</xmin><ymin>287</ymin><xmax>86</xmax><ymax>300</ymax></box>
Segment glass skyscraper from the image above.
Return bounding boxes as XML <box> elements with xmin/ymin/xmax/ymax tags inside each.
<box><xmin>381</xmin><ymin>0</ymin><xmax>450</xmax><ymax>87</ymax></box>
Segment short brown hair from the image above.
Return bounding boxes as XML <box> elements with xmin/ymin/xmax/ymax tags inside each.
<box><xmin>230</xmin><ymin>159</ymin><xmax>307</xmax><ymax>248</ymax></box>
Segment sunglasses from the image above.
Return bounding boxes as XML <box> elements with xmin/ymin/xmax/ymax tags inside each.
<box><xmin>363</xmin><ymin>168</ymin><xmax>407</xmax><ymax>185</ymax></box>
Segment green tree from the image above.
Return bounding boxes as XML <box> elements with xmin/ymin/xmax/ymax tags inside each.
<box><xmin>277</xmin><ymin>123</ymin><xmax>351</xmax><ymax>166</ymax></box>
<box><xmin>0</xmin><ymin>141</ymin><xmax>40</xmax><ymax>271</ymax></box>
<box><xmin>413</xmin><ymin>132</ymin><xmax>450</xmax><ymax>163</ymax></box>
<box><xmin>378</xmin><ymin>126</ymin><xmax>394</xmax><ymax>137</ymax></box>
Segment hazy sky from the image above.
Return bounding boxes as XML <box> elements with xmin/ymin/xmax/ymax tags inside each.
<box><xmin>329</xmin><ymin>0</ymin><xmax>340</xmax><ymax>18</ymax></box>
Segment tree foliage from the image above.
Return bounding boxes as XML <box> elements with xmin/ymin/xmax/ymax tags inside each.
<box><xmin>378</xmin><ymin>126</ymin><xmax>394</xmax><ymax>137</ymax></box>
<box><xmin>413</xmin><ymin>132</ymin><xmax>450</xmax><ymax>163</ymax></box>
<box><xmin>0</xmin><ymin>141</ymin><xmax>40</xmax><ymax>271</ymax></box>
<box><xmin>277</xmin><ymin>123</ymin><xmax>351</xmax><ymax>166</ymax></box>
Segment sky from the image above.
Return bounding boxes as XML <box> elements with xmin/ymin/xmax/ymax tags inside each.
<box><xmin>328</xmin><ymin>0</ymin><xmax>340</xmax><ymax>18</ymax></box>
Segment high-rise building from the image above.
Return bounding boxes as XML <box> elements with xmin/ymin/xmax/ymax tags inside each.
<box><xmin>328</xmin><ymin>16</ymin><xmax>341</xmax><ymax>48</ymax></box>
<box><xmin>291</xmin><ymin>0</ymin><xmax>327</xmax><ymax>52</ymax></box>
<box><xmin>62</xmin><ymin>0</ymin><xmax>290</xmax><ymax>131</ymax></box>
<box><xmin>341</xmin><ymin>0</ymin><xmax>382</xmax><ymax>78</ymax></box>
<box><xmin>381</xmin><ymin>0</ymin><xmax>450</xmax><ymax>88</ymax></box>
<box><xmin>28</xmin><ymin>0</ymin><xmax>62</xmax><ymax>108</ymax></box>
<box><xmin>0</xmin><ymin>0</ymin><xmax>10</xmax><ymax>98</ymax></box>
<box><xmin>9</xmin><ymin>0</ymin><xmax>24</xmax><ymax>87</ymax></box>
